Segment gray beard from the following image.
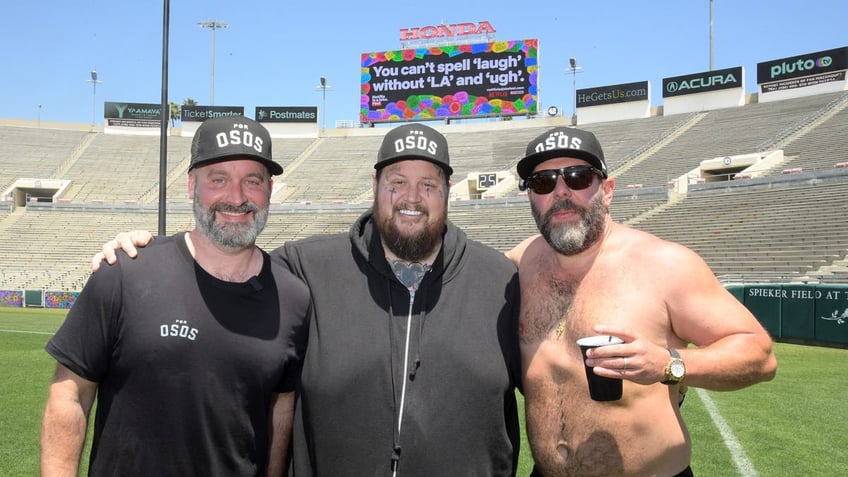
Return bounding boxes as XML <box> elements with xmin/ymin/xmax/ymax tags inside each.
<box><xmin>532</xmin><ymin>193</ymin><xmax>607</xmax><ymax>256</ymax></box>
<box><xmin>193</xmin><ymin>197</ymin><xmax>268</xmax><ymax>250</ymax></box>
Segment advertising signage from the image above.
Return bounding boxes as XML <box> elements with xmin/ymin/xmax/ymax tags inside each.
<box><xmin>663</xmin><ymin>66</ymin><xmax>743</xmax><ymax>98</ymax></box>
<box><xmin>255</xmin><ymin>106</ymin><xmax>318</xmax><ymax>123</ymax></box>
<box><xmin>104</xmin><ymin>101</ymin><xmax>162</xmax><ymax>127</ymax></box>
<box><xmin>360</xmin><ymin>38</ymin><xmax>538</xmax><ymax>123</ymax></box>
<box><xmin>104</xmin><ymin>102</ymin><xmax>162</xmax><ymax>120</ymax></box>
<box><xmin>181</xmin><ymin>105</ymin><xmax>245</xmax><ymax>122</ymax></box>
<box><xmin>757</xmin><ymin>46</ymin><xmax>848</xmax><ymax>84</ymax></box>
<box><xmin>576</xmin><ymin>81</ymin><xmax>649</xmax><ymax>108</ymax></box>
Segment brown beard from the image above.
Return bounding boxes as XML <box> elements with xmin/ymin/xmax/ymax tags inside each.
<box><xmin>374</xmin><ymin>201</ymin><xmax>445</xmax><ymax>262</ymax></box>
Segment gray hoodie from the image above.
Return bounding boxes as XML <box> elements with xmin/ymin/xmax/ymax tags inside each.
<box><xmin>274</xmin><ymin>209</ymin><xmax>522</xmax><ymax>476</ymax></box>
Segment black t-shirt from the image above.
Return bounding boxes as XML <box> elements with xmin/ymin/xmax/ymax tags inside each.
<box><xmin>46</xmin><ymin>233</ymin><xmax>310</xmax><ymax>476</ymax></box>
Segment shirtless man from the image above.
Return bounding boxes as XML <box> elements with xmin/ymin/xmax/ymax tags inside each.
<box><xmin>507</xmin><ymin>127</ymin><xmax>777</xmax><ymax>477</ymax></box>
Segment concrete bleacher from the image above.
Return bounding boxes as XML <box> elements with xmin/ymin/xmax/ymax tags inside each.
<box><xmin>609</xmin><ymin>92</ymin><xmax>846</xmax><ymax>187</ymax></box>
<box><xmin>767</xmin><ymin>93</ymin><xmax>848</xmax><ymax>174</ymax></box>
<box><xmin>60</xmin><ymin>135</ymin><xmax>192</xmax><ymax>203</ymax></box>
<box><xmin>2</xmin><ymin>90</ymin><xmax>848</xmax><ymax>293</ymax></box>
<box><xmin>0</xmin><ymin>126</ymin><xmax>90</xmax><ymax>191</ymax></box>
<box><xmin>633</xmin><ymin>180</ymin><xmax>848</xmax><ymax>278</ymax></box>
<box><xmin>275</xmin><ymin>135</ymin><xmax>379</xmax><ymax>203</ymax></box>
<box><xmin>0</xmin><ymin>207</ymin><xmax>168</xmax><ymax>290</ymax></box>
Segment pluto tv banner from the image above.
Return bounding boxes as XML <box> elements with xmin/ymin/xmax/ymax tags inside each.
<box><xmin>757</xmin><ymin>46</ymin><xmax>848</xmax><ymax>84</ymax></box>
<box><xmin>360</xmin><ymin>38</ymin><xmax>538</xmax><ymax>123</ymax></box>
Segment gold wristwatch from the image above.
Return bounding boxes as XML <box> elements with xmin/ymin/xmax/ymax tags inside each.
<box><xmin>661</xmin><ymin>348</ymin><xmax>685</xmax><ymax>385</ymax></box>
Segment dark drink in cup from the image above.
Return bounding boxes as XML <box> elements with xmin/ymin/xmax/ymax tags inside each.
<box><xmin>577</xmin><ymin>335</ymin><xmax>625</xmax><ymax>401</ymax></box>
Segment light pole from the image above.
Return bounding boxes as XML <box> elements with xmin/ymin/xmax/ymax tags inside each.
<box><xmin>315</xmin><ymin>76</ymin><xmax>332</xmax><ymax>132</ymax></box>
<box><xmin>564</xmin><ymin>57</ymin><xmax>583</xmax><ymax>124</ymax></box>
<box><xmin>86</xmin><ymin>68</ymin><xmax>102</xmax><ymax>128</ymax></box>
<box><xmin>37</xmin><ymin>104</ymin><xmax>42</xmax><ymax>128</ymax></box>
<box><xmin>198</xmin><ymin>20</ymin><xmax>228</xmax><ymax>105</ymax></box>
<box><xmin>709</xmin><ymin>0</ymin><xmax>714</xmax><ymax>70</ymax></box>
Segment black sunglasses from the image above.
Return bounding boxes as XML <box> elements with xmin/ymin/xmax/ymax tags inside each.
<box><xmin>519</xmin><ymin>166</ymin><xmax>603</xmax><ymax>194</ymax></box>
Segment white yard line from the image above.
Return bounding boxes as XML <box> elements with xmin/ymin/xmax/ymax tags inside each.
<box><xmin>695</xmin><ymin>387</ymin><xmax>760</xmax><ymax>477</ymax></box>
<box><xmin>0</xmin><ymin>328</ymin><xmax>54</xmax><ymax>335</ymax></box>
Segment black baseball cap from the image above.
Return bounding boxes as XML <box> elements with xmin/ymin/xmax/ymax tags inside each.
<box><xmin>190</xmin><ymin>116</ymin><xmax>283</xmax><ymax>176</ymax></box>
<box><xmin>517</xmin><ymin>127</ymin><xmax>607</xmax><ymax>179</ymax></box>
<box><xmin>375</xmin><ymin>123</ymin><xmax>453</xmax><ymax>176</ymax></box>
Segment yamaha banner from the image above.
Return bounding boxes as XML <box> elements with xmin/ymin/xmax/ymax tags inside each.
<box><xmin>104</xmin><ymin>102</ymin><xmax>162</xmax><ymax>127</ymax></box>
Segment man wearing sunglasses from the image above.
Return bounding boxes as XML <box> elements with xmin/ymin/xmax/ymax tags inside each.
<box><xmin>89</xmin><ymin>123</ymin><xmax>522</xmax><ymax>476</ymax></box>
<box><xmin>508</xmin><ymin>127</ymin><xmax>777</xmax><ymax>477</ymax></box>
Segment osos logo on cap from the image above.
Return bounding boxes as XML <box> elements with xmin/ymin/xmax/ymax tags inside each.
<box><xmin>216</xmin><ymin>125</ymin><xmax>265</xmax><ymax>155</ymax></box>
<box><xmin>534</xmin><ymin>131</ymin><xmax>583</xmax><ymax>154</ymax></box>
<box><xmin>393</xmin><ymin>131</ymin><xmax>439</xmax><ymax>157</ymax></box>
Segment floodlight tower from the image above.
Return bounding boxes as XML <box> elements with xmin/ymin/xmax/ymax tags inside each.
<box><xmin>564</xmin><ymin>57</ymin><xmax>583</xmax><ymax>124</ymax></box>
<box><xmin>86</xmin><ymin>68</ymin><xmax>102</xmax><ymax>128</ymax></box>
<box><xmin>315</xmin><ymin>76</ymin><xmax>332</xmax><ymax>132</ymax></box>
<box><xmin>198</xmin><ymin>20</ymin><xmax>228</xmax><ymax>105</ymax></box>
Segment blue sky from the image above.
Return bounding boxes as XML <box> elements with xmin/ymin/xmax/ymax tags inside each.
<box><xmin>1</xmin><ymin>1</ymin><xmax>844</xmax><ymax>128</ymax></box>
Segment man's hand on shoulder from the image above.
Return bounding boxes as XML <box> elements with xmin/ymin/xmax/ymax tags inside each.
<box><xmin>91</xmin><ymin>230</ymin><xmax>155</xmax><ymax>272</ymax></box>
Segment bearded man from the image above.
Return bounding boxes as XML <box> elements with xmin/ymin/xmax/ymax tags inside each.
<box><xmin>507</xmin><ymin>127</ymin><xmax>776</xmax><ymax>477</ymax></box>
<box><xmin>42</xmin><ymin>116</ymin><xmax>309</xmax><ymax>476</ymax></box>
<box><xmin>276</xmin><ymin>123</ymin><xmax>522</xmax><ymax>476</ymax></box>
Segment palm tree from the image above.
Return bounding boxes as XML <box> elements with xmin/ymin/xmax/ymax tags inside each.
<box><xmin>169</xmin><ymin>98</ymin><xmax>197</xmax><ymax>128</ymax></box>
<box><xmin>168</xmin><ymin>102</ymin><xmax>180</xmax><ymax>127</ymax></box>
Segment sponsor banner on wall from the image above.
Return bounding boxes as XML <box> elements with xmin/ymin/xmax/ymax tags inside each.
<box><xmin>576</xmin><ymin>81</ymin><xmax>649</xmax><ymax>107</ymax></box>
<box><xmin>360</xmin><ymin>38</ymin><xmax>538</xmax><ymax>123</ymax></box>
<box><xmin>104</xmin><ymin>101</ymin><xmax>162</xmax><ymax>127</ymax></box>
<box><xmin>255</xmin><ymin>106</ymin><xmax>318</xmax><ymax>123</ymax></box>
<box><xmin>760</xmin><ymin>70</ymin><xmax>846</xmax><ymax>93</ymax></box>
<box><xmin>663</xmin><ymin>66</ymin><xmax>743</xmax><ymax>98</ymax></box>
<box><xmin>181</xmin><ymin>105</ymin><xmax>245</xmax><ymax>122</ymax></box>
<box><xmin>757</xmin><ymin>46</ymin><xmax>848</xmax><ymax>84</ymax></box>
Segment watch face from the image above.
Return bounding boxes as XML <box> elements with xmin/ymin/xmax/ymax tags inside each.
<box><xmin>670</xmin><ymin>360</ymin><xmax>685</xmax><ymax>378</ymax></box>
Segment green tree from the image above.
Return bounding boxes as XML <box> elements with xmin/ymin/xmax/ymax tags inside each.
<box><xmin>168</xmin><ymin>102</ymin><xmax>180</xmax><ymax>127</ymax></box>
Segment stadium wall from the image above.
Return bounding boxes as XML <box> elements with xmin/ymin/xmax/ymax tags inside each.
<box><xmin>728</xmin><ymin>284</ymin><xmax>848</xmax><ymax>347</ymax></box>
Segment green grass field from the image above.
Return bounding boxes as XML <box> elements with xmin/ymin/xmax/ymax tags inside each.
<box><xmin>3</xmin><ymin>307</ymin><xmax>846</xmax><ymax>476</ymax></box>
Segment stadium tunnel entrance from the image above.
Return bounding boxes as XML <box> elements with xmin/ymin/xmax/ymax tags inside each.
<box><xmin>2</xmin><ymin>178</ymin><xmax>71</xmax><ymax>207</ymax></box>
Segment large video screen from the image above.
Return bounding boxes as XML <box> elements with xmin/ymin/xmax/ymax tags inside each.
<box><xmin>361</xmin><ymin>39</ymin><xmax>538</xmax><ymax>123</ymax></box>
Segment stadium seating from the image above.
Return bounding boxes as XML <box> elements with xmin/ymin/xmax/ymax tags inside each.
<box><xmin>1</xmin><ymin>90</ymin><xmax>847</xmax><ymax>292</ymax></box>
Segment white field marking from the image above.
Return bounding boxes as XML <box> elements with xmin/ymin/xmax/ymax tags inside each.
<box><xmin>0</xmin><ymin>328</ymin><xmax>54</xmax><ymax>335</ymax></box>
<box><xmin>695</xmin><ymin>387</ymin><xmax>760</xmax><ymax>477</ymax></box>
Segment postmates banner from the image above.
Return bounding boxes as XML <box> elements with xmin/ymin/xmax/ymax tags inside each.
<box><xmin>360</xmin><ymin>39</ymin><xmax>538</xmax><ymax>123</ymax></box>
